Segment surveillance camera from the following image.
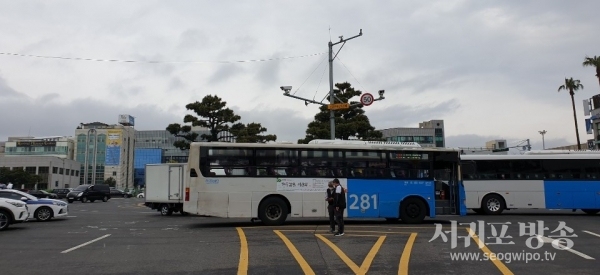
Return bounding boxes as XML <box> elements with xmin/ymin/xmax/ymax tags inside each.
<box><xmin>280</xmin><ymin>86</ymin><xmax>292</xmax><ymax>93</ymax></box>
<box><xmin>378</xmin><ymin>90</ymin><xmax>385</xmax><ymax>96</ymax></box>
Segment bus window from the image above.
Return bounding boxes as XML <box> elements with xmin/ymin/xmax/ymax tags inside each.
<box><xmin>389</xmin><ymin>151</ymin><xmax>431</xmax><ymax>179</ymax></box>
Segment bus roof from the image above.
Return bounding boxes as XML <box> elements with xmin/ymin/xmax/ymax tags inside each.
<box><xmin>308</xmin><ymin>139</ymin><xmax>422</xmax><ymax>148</ymax></box>
<box><xmin>461</xmin><ymin>154</ymin><xmax>600</xmax><ymax>160</ymax></box>
<box><xmin>524</xmin><ymin>150</ymin><xmax>600</xmax><ymax>155</ymax></box>
<box><xmin>189</xmin><ymin>141</ymin><xmax>460</xmax><ymax>152</ymax></box>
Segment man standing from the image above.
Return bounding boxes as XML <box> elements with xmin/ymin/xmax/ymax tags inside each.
<box><xmin>326</xmin><ymin>182</ymin><xmax>336</xmax><ymax>233</ymax></box>
<box><xmin>332</xmin><ymin>178</ymin><xmax>346</xmax><ymax>236</ymax></box>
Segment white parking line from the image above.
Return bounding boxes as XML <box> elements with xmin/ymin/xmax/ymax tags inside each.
<box><xmin>60</xmin><ymin>234</ymin><xmax>111</xmax><ymax>254</ymax></box>
<box><xmin>583</xmin><ymin>230</ymin><xmax>600</xmax><ymax>238</ymax></box>
<box><xmin>536</xmin><ymin>235</ymin><xmax>595</xmax><ymax>260</ymax></box>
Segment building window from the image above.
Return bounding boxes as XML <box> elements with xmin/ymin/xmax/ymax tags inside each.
<box><xmin>39</xmin><ymin>167</ymin><xmax>49</xmax><ymax>174</ymax></box>
<box><xmin>52</xmin><ymin>167</ymin><xmax>58</xmax><ymax>174</ymax></box>
<box><xmin>66</xmin><ymin>169</ymin><xmax>70</xmax><ymax>175</ymax></box>
<box><xmin>59</xmin><ymin>168</ymin><xmax>64</xmax><ymax>175</ymax></box>
<box><xmin>113</xmin><ymin>171</ymin><xmax>116</xmax><ymax>176</ymax></box>
<box><xmin>25</xmin><ymin>167</ymin><xmax>36</xmax><ymax>174</ymax></box>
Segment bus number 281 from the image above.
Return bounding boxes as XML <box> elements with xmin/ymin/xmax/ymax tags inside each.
<box><xmin>349</xmin><ymin>194</ymin><xmax>378</xmax><ymax>210</ymax></box>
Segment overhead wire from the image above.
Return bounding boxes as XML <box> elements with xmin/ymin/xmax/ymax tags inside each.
<box><xmin>0</xmin><ymin>51</ymin><xmax>326</xmax><ymax>64</ymax></box>
<box><xmin>313</xmin><ymin>61</ymin><xmax>328</xmax><ymax>101</ymax></box>
<box><xmin>335</xmin><ymin>56</ymin><xmax>368</xmax><ymax>93</ymax></box>
<box><xmin>292</xmin><ymin>55</ymin><xmax>328</xmax><ymax>96</ymax></box>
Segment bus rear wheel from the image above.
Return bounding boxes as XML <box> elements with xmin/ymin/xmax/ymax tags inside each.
<box><xmin>582</xmin><ymin>209</ymin><xmax>599</xmax><ymax>215</ymax></box>
<box><xmin>482</xmin><ymin>194</ymin><xmax>505</xmax><ymax>215</ymax></box>
<box><xmin>258</xmin><ymin>197</ymin><xmax>288</xmax><ymax>226</ymax></box>
<box><xmin>400</xmin><ymin>197</ymin><xmax>426</xmax><ymax>224</ymax></box>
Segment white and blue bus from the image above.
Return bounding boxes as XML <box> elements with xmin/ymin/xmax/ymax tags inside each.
<box><xmin>461</xmin><ymin>151</ymin><xmax>600</xmax><ymax>215</ymax></box>
<box><xmin>183</xmin><ymin>140</ymin><xmax>467</xmax><ymax>225</ymax></box>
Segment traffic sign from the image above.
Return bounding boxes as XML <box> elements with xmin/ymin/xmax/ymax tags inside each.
<box><xmin>328</xmin><ymin>103</ymin><xmax>350</xmax><ymax>110</ymax></box>
<box><xmin>360</xmin><ymin>93</ymin><xmax>374</xmax><ymax>106</ymax></box>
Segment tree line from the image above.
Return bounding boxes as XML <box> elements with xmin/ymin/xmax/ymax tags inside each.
<box><xmin>560</xmin><ymin>55</ymin><xmax>600</xmax><ymax>149</ymax></box>
<box><xmin>166</xmin><ymin>82</ymin><xmax>383</xmax><ymax>149</ymax></box>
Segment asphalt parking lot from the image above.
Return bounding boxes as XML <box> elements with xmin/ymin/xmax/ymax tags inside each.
<box><xmin>1</xmin><ymin>198</ymin><xmax>599</xmax><ymax>275</ymax></box>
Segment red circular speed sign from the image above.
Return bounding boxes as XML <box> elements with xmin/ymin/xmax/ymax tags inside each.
<box><xmin>360</xmin><ymin>93</ymin><xmax>374</xmax><ymax>106</ymax></box>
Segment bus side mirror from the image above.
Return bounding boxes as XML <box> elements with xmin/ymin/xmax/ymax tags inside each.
<box><xmin>190</xmin><ymin>169</ymin><xmax>198</xmax><ymax>178</ymax></box>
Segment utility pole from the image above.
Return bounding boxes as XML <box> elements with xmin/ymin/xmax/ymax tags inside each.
<box><xmin>538</xmin><ymin>130</ymin><xmax>547</xmax><ymax>149</ymax></box>
<box><xmin>526</xmin><ymin>139</ymin><xmax>532</xmax><ymax>151</ymax></box>
<box><xmin>281</xmin><ymin>29</ymin><xmax>385</xmax><ymax>140</ymax></box>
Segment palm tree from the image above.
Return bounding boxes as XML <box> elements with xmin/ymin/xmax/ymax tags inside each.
<box><xmin>558</xmin><ymin>78</ymin><xmax>584</xmax><ymax>149</ymax></box>
<box><xmin>582</xmin><ymin>55</ymin><xmax>600</xmax><ymax>88</ymax></box>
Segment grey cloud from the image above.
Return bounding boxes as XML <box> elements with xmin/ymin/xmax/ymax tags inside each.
<box><xmin>234</xmin><ymin>107</ymin><xmax>310</xmax><ymax>143</ymax></box>
<box><xmin>369</xmin><ymin>99</ymin><xmax>461</xmax><ymax>130</ymax></box>
<box><xmin>0</xmin><ymin>75</ymin><xmax>26</xmax><ymax>98</ymax></box>
<box><xmin>178</xmin><ymin>29</ymin><xmax>210</xmax><ymax>50</ymax></box>
<box><xmin>169</xmin><ymin>77</ymin><xmax>185</xmax><ymax>90</ymax></box>
<box><xmin>109</xmin><ymin>82</ymin><xmax>144</xmax><ymax>97</ymax></box>
<box><xmin>208</xmin><ymin>65</ymin><xmax>245</xmax><ymax>85</ymax></box>
<box><xmin>0</xmin><ymin>96</ymin><xmax>180</xmax><ymax>141</ymax></box>
<box><xmin>36</xmin><ymin>93</ymin><xmax>60</xmax><ymax>103</ymax></box>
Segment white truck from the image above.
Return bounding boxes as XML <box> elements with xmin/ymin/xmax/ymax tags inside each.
<box><xmin>143</xmin><ymin>163</ymin><xmax>188</xmax><ymax>216</ymax></box>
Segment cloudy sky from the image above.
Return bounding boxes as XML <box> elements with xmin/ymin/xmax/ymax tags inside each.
<box><xmin>1</xmin><ymin>0</ymin><xmax>599</xmax><ymax>151</ymax></box>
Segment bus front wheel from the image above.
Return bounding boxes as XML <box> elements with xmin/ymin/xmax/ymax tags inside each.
<box><xmin>400</xmin><ymin>197</ymin><xmax>427</xmax><ymax>224</ymax></box>
<box><xmin>258</xmin><ymin>197</ymin><xmax>289</xmax><ymax>226</ymax></box>
<box><xmin>482</xmin><ymin>194</ymin><xmax>505</xmax><ymax>215</ymax></box>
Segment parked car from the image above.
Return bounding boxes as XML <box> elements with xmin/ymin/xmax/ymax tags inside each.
<box><xmin>0</xmin><ymin>189</ymin><xmax>68</xmax><ymax>222</ymax></box>
<box><xmin>51</xmin><ymin>188</ymin><xmax>73</xmax><ymax>199</ymax></box>
<box><xmin>0</xmin><ymin>197</ymin><xmax>30</xmax><ymax>230</ymax></box>
<box><xmin>27</xmin><ymin>190</ymin><xmax>59</xmax><ymax>199</ymax></box>
<box><xmin>110</xmin><ymin>189</ymin><xmax>133</xmax><ymax>198</ymax></box>
<box><xmin>66</xmin><ymin>184</ymin><xmax>111</xmax><ymax>203</ymax></box>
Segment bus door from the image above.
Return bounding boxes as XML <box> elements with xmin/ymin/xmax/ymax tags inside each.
<box><xmin>433</xmin><ymin>152</ymin><xmax>460</xmax><ymax>215</ymax></box>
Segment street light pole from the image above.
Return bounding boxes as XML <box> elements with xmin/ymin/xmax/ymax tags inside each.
<box><xmin>327</xmin><ymin>30</ymin><xmax>362</xmax><ymax>140</ymax></box>
<box><xmin>538</xmin><ymin>130</ymin><xmax>547</xmax><ymax>149</ymax></box>
<box><xmin>282</xmin><ymin>29</ymin><xmax>389</xmax><ymax>141</ymax></box>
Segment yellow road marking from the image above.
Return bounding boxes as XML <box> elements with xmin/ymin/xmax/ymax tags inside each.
<box><xmin>279</xmin><ymin>229</ymin><xmax>412</xmax><ymax>235</ymax></box>
<box><xmin>467</xmin><ymin>228</ymin><xmax>514</xmax><ymax>275</ymax></box>
<box><xmin>274</xmin><ymin>230</ymin><xmax>315</xmax><ymax>275</ymax></box>
<box><xmin>344</xmin><ymin>234</ymin><xmax>388</xmax><ymax>237</ymax></box>
<box><xmin>398</xmin><ymin>233</ymin><xmax>417</xmax><ymax>275</ymax></box>
<box><xmin>236</xmin><ymin>227</ymin><xmax>248</xmax><ymax>275</ymax></box>
<box><xmin>315</xmin><ymin>234</ymin><xmax>386</xmax><ymax>275</ymax></box>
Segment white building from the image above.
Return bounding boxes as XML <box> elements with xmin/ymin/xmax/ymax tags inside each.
<box><xmin>3</xmin><ymin>136</ymin><xmax>75</xmax><ymax>159</ymax></box>
<box><xmin>459</xmin><ymin>139</ymin><xmax>509</xmax><ymax>155</ymax></box>
<box><xmin>378</xmin><ymin>120</ymin><xmax>446</xmax><ymax>148</ymax></box>
<box><xmin>0</xmin><ymin>156</ymin><xmax>80</xmax><ymax>190</ymax></box>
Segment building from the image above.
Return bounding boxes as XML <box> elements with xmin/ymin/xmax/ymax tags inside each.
<box><xmin>378</xmin><ymin>120</ymin><xmax>445</xmax><ymax>147</ymax></box>
<box><xmin>583</xmin><ymin>95</ymin><xmax>600</xmax><ymax>149</ymax></box>
<box><xmin>74</xmin><ymin>122</ymin><xmax>135</xmax><ymax>190</ymax></box>
<box><xmin>3</xmin><ymin>136</ymin><xmax>75</xmax><ymax>159</ymax></box>
<box><xmin>0</xmin><ymin>156</ymin><xmax>80</xmax><ymax>190</ymax></box>
<box><xmin>133</xmin><ymin>148</ymin><xmax>162</xmax><ymax>187</ymax></box>
<box><xmin>459</xmin><ymin>139</ymin><xmax>509</xmax><ymax>155</ymax></box>
<box><xmin>133</xmin><ymin>127</ymin><xmax>213</xmax><ymax>187</ymax></box>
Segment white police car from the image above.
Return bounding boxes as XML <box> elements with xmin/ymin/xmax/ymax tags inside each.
<box><xmin>0</xmin><ymin>197</ymin><xmax>30</xmax><ymax>230</ymax></box>
<box><xmin>0</xmin><ymin>189</ymin><xmax>68</xmax><ymax>221</ymax></box>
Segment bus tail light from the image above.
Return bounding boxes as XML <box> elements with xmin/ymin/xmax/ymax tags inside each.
<box><xmin>185</xmin><ymin>187</ymin><xmax>190</xmax><ymax>201</ymax></box>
